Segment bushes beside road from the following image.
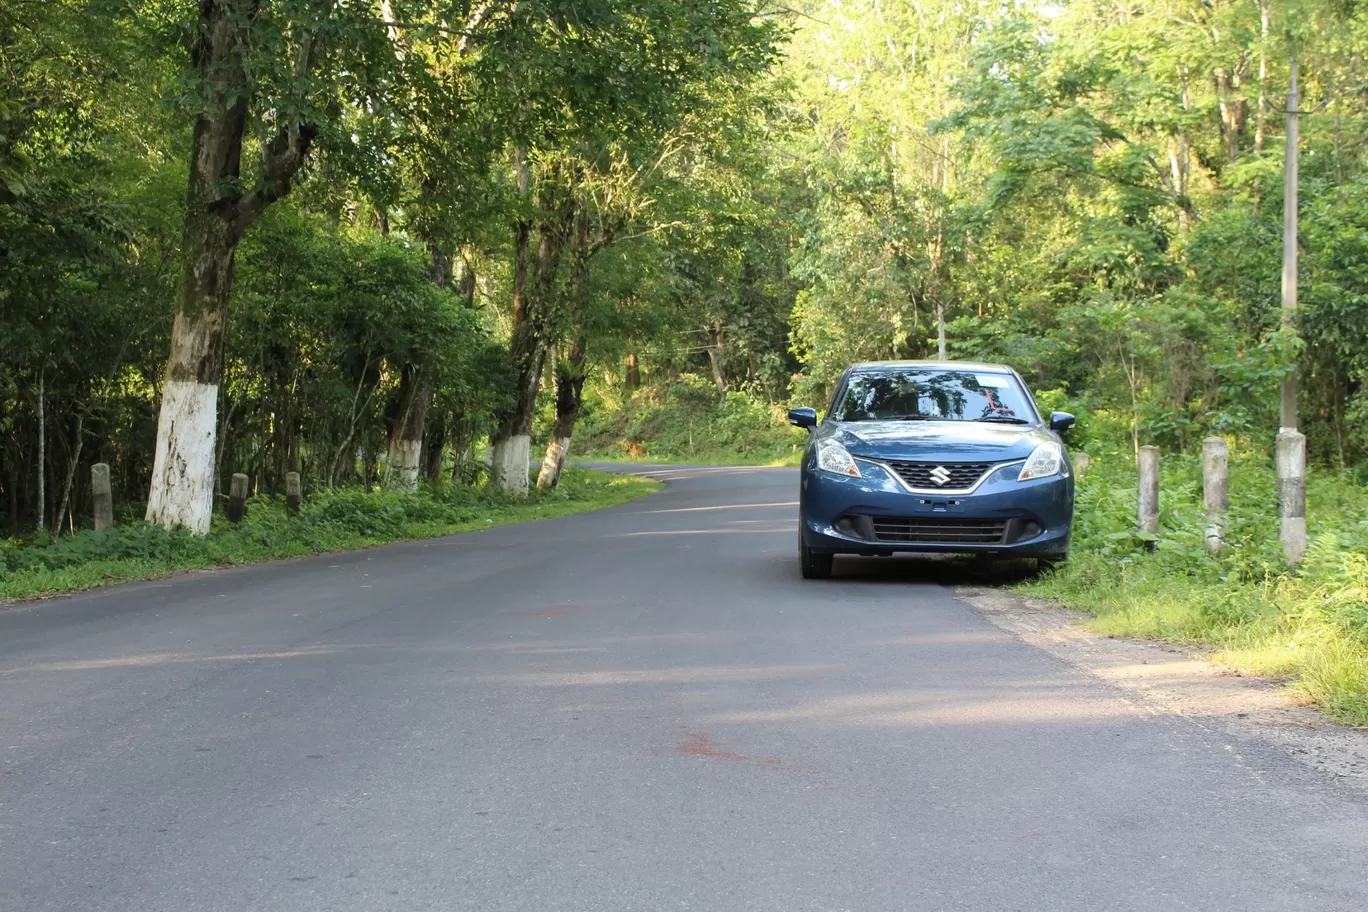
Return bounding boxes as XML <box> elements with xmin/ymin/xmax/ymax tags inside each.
<box><xmin>569</xmin><ymin>374</ymin><xmax>804</xmax><ymax>465</ymax></box>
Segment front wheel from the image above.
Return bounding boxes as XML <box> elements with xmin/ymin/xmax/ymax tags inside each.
<box><xmin>799</xmin><ymin>532</ymin><xmax>833</xmax><ymax>579</ymax></box>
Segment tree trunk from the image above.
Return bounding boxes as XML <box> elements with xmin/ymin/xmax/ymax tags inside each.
<box><xmin>490</xmin><ymin>218</ymin><xmax>537</xmax><ymax>495</ymax></box>
<box><xmin>385</xmin><ymin>366</ymin><xmax>431</xmax><ymax>491</ymax></box>
<box><xmin>427</xmin><ymin>239</ymin><xmax>448</xmax><ymax>287</ymax></box>
<box><xmin>1255</xmin><ymin>1</ymin><xmax>1270</xmax><ymax>155</ymax></box>
<box><xmin>421</xmin><ymin>410</ymin><xmax>447</xmax><ymax>482</ymax></box>
<box><xmin>1216</xmin><ymin>70</ymin><xmax>1239</xmax><ymax>164</ymax></box>
<box><xmin>935</xmin><ymin>299</ymin><xmax>947</xmax><ymax>360</ymax></box>
<box><xmin>5</xmin><ymin>434</ymin><xmax>20</xmax><ymax>537</ymax></box>
<box><xmin>54</xmin><ymin>413</ymin><xmax>85</xmax><ymax>538</ymax></box>
<box><xmin>625</xmin><ymin>353</ymin><xmax>641</xmax><ymax>391</ymax></box>
<box><xmin>459</xmin><ymin>256</ymin><xmax>477</xmax><ymax>308</ymax></box>
<box><xmin>450</xmin><ymin>415</ymin><xmax>475</xmax><ymax>483</ymax></box>
<box><xmin>490</xmin><ymin>159</ymin><xmax>572</xmax><ymax>495</ymax></box>
<box><xmin>537</xmin><ymin>335</ymin><xmax>587</xmax><ymax>490</ymax></box>
<box><xmin>146</xmin><ymin>0</ymin><xmax>319</xmax><ymax>533</ymax></box>
<box><xmin>35</xmin><ymin>365</ymin><xmax>45</xmax><ymax>533</ymax></box>
<box><xmin>538</xmin><ymin>209</ymin><xmax>592</xmax><ymax>490</ymax></box>
<box><xmin>146</xmin><ymin>203</ymin><xmax>238</xmax><ymax>532</ymax></box>
<box><xmin>706</xmin><ymin>328</ymin><xmax>727</xmax><ymax>400</ymax></box>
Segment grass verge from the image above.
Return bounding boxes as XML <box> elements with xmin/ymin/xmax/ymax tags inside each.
<box><xmin>1019</xmin><ymin>451</ymin><xmax>1368</xmax><ymax>726</ymax></box>
<box><xmin>1</xmin><ymin>468</ymin><xmax>658</xmax><ymax>602</ymax></box>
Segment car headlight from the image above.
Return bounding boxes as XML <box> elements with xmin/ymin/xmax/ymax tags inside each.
<box><xmin>816</xmin><ymin>440</ymin><xmax>862</xmax><ymax>478</ymax></box>
<box><xmin>1018</xmin><ymin>442</ymin><xmax>1064</xmax><ymax>481</ymax></box>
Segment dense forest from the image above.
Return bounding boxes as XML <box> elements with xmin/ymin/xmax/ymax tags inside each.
<box><xmin>4</xmin><ymin>0</ymin><xmax>1367</xmax><ymax>537</ymax></box>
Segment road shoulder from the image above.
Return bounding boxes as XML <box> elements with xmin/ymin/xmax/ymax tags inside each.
<box><xmin>958</xmin><ymin>586</ymin><xmax>1368</xmax><ymax>794</ymax></box>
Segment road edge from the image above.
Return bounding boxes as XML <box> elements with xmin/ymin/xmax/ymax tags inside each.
<box><xmin>1</xmin><ymin>470</ymin><xmax>662</xmax><ymax>607</ymax></box>
<box><xmin>957</xmin><ymin>585</ymin><xmax>1368</xmax><ymax>795</ymax></box>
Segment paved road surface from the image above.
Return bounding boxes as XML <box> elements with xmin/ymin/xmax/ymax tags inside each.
<box><xmin>3</xmin><ymin>466</ymin><xmax>1366</xmax><ymax>911</ymax></box>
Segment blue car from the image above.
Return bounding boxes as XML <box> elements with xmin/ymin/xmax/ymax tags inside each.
<box><xmin>789</xmin><ymin>361</ymin><xmax>1076</xmax><ymax>579</ymax></box>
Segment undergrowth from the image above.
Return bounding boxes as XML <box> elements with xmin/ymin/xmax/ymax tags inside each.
<box><xmin>570</xmin><ymin>374</ymin><xmax>804</xmax><ymax>465</ymax></box>
<box><xmin>0</xmin><ymin>468</ymin><xmax>658</xmax><ymax>601</ymax></box>
<box><xmin>1022</xmin><ymin>451</ymin><xmax>1368</xmax><ymax>726</ymax></box>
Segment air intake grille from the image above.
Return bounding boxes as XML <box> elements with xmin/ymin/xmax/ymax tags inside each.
<box><xmin>886</xmin><ymin>461</ymin><xmax>993</xmax><ymax>489</ymax></box>
<box><xmin>871</xmin><ymin>517</ymin><xmax>1007</xmax><ymax>545</ymax></box>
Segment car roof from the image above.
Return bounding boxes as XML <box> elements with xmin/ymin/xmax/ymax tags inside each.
<box><xmin>847</xmin><ymin>360</ymin><xmax>1015</xmax><ymax>374</ymax></box>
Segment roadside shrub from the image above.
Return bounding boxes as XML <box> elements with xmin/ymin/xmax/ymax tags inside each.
<box><xmin>574</xmin><ymin>378</ymin><xmax>803</xmax><ymax>464</ymax></box>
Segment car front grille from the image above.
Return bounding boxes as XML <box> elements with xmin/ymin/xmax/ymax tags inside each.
<box><xmin>885</xmin><ymin>461</ymin><xmax>993</xmax><ymax>489</ymax></box>
<box><xmin>870</xmin><ymin>516</ymin><xmax>1008</xmax><ymax>545</ymax></box>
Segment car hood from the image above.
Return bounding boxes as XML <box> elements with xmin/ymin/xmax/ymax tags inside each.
<box><xmin>825</xmin><ymin>420</ymin><xmax>1049</xmax><ymax>463</ymax></box>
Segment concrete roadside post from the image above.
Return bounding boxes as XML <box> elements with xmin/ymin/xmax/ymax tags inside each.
<box><xmin>227</xmin><ymin>473</ymin><xmax>249</xmax><ymax>523</ymax></box>
<box><xmin>285</xmin><ymin>472</ymin><xmax>302</xmax><ymax>516</ymax></box>
<box><xmin>1276</xmin><ymin>431</ymin><xmax>1307</xmax><ymax>564</ymax></box>
<box><xmin>91</xmin><ymin>463</ymin><xmax>114</xmax><ymax>532</ymax></box>
<box><xmin>1138</xmin><ymin>445</ymin><xmax>1160</xmax><ymax>540</ymax></box>
<box><xmin>1202</xmin><ymin>437</ymin><xmax>1228</xmax><ymax>553</ymax></box>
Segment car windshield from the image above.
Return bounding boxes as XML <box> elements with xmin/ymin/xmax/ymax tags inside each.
<box><xmin>834</xmin><ymin>369</ymin><xmax>1035</xmax><ymax>423</ymax></box>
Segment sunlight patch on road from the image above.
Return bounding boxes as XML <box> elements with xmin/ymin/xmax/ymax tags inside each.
<box><xmin>704</xmin><ymin>688</ymin><xmax>1131</xmax><ymax>727</ymax></box>
<box><xmin>10</xmin><ymin>645</ymin><xmax>353</xmax><ymax>673</ymax></box>
<box><xmin>465</xmin><ymin>664</ymin><xmax>838</xmax><ymax>687</ymax></box>
<box><xmin>852</xmin><ymin>632</ymin><xmax>1007</xmax><ymax>647</ymax></box>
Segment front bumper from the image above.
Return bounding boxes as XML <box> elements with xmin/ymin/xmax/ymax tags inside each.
<box><xmin>800</xmin><ymin>457</ymin><xmax>1073</xmax><ymax>557</ymax></box>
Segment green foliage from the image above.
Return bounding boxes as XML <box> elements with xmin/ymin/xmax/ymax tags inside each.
<box><xmin>572</xmin><ymin>377</ymin><xmax>804</xmax><ymax>465</ymax></box>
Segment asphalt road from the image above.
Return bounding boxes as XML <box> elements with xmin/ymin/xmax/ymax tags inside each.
<box><xmin>3</xmin><ymin>466</ymin><xmax>1366</xmax><ymax>911</ymax></box>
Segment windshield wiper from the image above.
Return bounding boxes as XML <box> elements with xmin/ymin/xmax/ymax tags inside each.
<box><xmin>977</xmin><ymin>415</ymin><xmax>1031</xmax><ymax>424</ymax></box>
<box><xmin>881</xmin><ymin>415</ymin><xmax>940</xmax><ymax>421</ymax></box>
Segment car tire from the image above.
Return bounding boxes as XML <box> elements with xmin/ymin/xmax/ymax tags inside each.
<box><xmin>799</xmin><ymin>533</ymin><xmax>834</xmax><ymax>579</ymax></box>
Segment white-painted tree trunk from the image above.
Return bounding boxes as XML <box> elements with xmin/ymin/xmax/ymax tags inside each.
<box><xmin>35</xmin><ymin>365</ymin><xmax>45</xmax><ymax>533</ymax></box>
<box><xmin>537</xmin><ymin>436</ymin><xmax>572</xmax><ymax>489</ymax></box>
<box><xmin>490</xmin><ymin>434</ymin><xmax>530</xmax><ymax>496</ymax></box>
<box><xmin>145</xmin><ymin>0</ymin><xmax>320</xmax><ymax>534</ymax></box>
<box><xmin>146</xmin><ymin>379</ymin><xmax>219</xmax><ymax>534</ymax></box>
<box><xmin>385</xmin><ymin>437</ymin><xmax>422</xmax><ymax>491</ymax></box>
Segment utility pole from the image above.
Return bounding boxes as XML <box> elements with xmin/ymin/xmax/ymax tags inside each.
<box><xmin>1277</xmin><ymin>54</ymin><xmax>1306</xmax><ymax>565</ymax></box>
<box><xmin>1279</xmin><ymin>56</ymin><xmax>1299</xmax><ymax>432</ymax></box>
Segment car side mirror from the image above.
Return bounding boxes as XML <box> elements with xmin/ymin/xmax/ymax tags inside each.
<box><xmin>787</xmin><ymin>407</ymin><xmax>819</xmax><ymax>429</ymax></box>
<box><xmin>1049</xmin><ymin>411</ymin><xmax>1076</xmax><ymax>432</ymax></box>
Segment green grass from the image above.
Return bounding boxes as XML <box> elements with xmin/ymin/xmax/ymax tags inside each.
<box><xmin>0</xmin><ymin>468</ymin><xmax>659</xmax><ymax>602</ymax></box>
<box><xmin>1021</xmin><ymin>451</ymin><xmax>1368</xmax><ymax>726</ymax></box>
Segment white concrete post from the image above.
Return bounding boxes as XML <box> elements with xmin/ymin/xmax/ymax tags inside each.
<box><xmin>91</xmin><ymin>463</ymin><xmax>114</xmax><ymax>532</ymax></box>
<box><xmin>1138</xmin><ymin>445</ymin><xmax>1160</xmax><ymax>536</ymax></box>
<box><xmin>285</xmin><ymin>472</ymin><xmax>301</xmax><ymax>515</ymax></box>
<box><xmin>1202</xmin><ymin>437</ymin><xmax>1228</xmax><ymax>553</ymax></box>
<box><xmin>226</xmin><ymin>473</ymin><xmax>249</xmax><ymax>523</ymax></box>
<box><xmin>1276</xmin><ymin>430</ymin><xmax>1306</xmax><ymax>565</ymax></box>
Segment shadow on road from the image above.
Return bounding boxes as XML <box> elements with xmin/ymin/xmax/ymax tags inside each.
<box><xmin>826</xmin><ymin>554</ymin><xmax>1045</xmax><ymax>586</ymax></box>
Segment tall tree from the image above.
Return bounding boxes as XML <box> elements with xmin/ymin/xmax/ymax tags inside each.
<box><xmin>146</xmin><ymin>0</ymin><xmax>448</xmax><ymax>531</ymax></box>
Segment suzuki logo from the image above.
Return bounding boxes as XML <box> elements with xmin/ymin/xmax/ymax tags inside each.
<box><xmin>929</xmin><ymin>465</ymin><xmax>952</xmax><ymax>486</ymax></box>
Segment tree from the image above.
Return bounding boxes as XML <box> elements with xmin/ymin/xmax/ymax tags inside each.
<box><xmin>146</xmin><ymin>0</ymin><xmax>459</xmax><ymax>531</ymax></box>
<box><xmin>481</xmin><ymin>0</ymin><xmax>780</xmax><ymax>494</ymax></box>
